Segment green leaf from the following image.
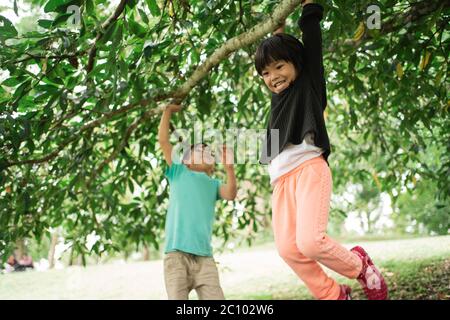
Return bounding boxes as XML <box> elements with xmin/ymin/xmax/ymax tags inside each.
<box><xmin>144</xmin><ymin>44</ymin><xmax>154</xmax><ymax>59</ymax></box>
<box><xmin>52</xmin><ymin>12</ymin><xmax>73</xmax><ymax>27</ymax></box>
<box><xmin>38</xmin><ymin>19</ymin><xmax>53</xmax><ymax>29</ymax></box>
<box><xmin>128</xmin><ymin>20</ymin><xmax>147</xmax><ymax>38</ymax></box>
<box><xmin>13</xmin><ymin>79</ymin><xmax>32</xmax><ymax>100</ymax></box>
<box><xmin>2</xmin><ymin>77</ymin><xmax>21</xmax><ymax>87</ymax></box>
<box><xmin>126</xmin><ymin>0</ymin><xmax>137</xmax><ymax>9</ymax></box>
<box><xmin>44</xmin><ymin>0</ymin><xmax>83</xmax><ymax>13</ymax></box>
<box><xmin>128</xmin><ymin>179</ymin><xmax>134</xmax><ymax>194</ymax></box>
<box><xmin>198</xmin><ymin>90</ymin><xmax>213</xmax><ymax>116</ymax></box>
<box><xmin>145</xmin><ymin>0</ymin><xmax>161</xmax><ymax>16</ymax></box>
<box><xmin>85</xmin><ymin>0</ymin><xmax>94</xmax><ymax>15</ymax></box>
<box><xmin>44</xmin><ymin>0</ymin><xmax>66</xmax><ymax>13</ymax></box>
<box><xmin>349</xmin><ymin>54</ymin><xmax>356</xmax><ymax>72</ymax></box>
<box><xmin>238</xmin><ymin>88</ymin><xmax>252</xmax><ymax>111</ymax></box>
<box><xmin>0</xmin><ymin>15</ymin><xmax>18</xmax><ymax>40</ymax></box>
<box><xmin>99</xmin><ymin>21</ymin><xmax>118</xmax><ymax>45</ymax></box>
<box><xmin>138</xmin><ymin>8</ymin><xmax>149</xmax><ymax>24</ymax></box>
<box><xmin>108</xmin><ymin>23</ymin><xmax>122</xmax><ymax>55</ymax></box>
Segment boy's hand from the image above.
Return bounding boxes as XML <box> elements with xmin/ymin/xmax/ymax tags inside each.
<box><xmin>219</xmin><ymin>145</ymin><xmax>237</xmax><ymax>200</ymax></box>
<box><xmin>220</xmin><ymin>145</ymin><xmax>234</xmax><ymax>168</ymax></box>
<box><xmin>165</xmin><ymin>104</ymin><xmax>182</xmax><ymax>113</ymax></box>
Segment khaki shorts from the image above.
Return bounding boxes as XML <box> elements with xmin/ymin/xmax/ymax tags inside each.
<box><xmin>163</xmin><ymin>251</ymin><xmax>225</xmax><ymax>300</ymax></box>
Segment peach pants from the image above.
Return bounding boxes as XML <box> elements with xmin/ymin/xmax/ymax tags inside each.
<box><xmin>271</xmin><ymin>155</ymin><xmax>362</xmax><ymax>300</ymax></box>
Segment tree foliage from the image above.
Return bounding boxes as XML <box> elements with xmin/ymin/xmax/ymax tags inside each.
<box><xmin>1</xmin><ymin>0</ymin><xmax>448</xmax><ymax>259</ymax></box>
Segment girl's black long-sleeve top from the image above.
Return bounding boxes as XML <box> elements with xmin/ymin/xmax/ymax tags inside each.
<box><xmin>260</xmin><ymin>3</ymin><xmax>331</xmax><ymax>166</ymax></box>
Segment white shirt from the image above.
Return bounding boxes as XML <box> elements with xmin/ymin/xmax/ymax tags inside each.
<box><xmin>268</xmin><ymin>132</ymin><xmax>323</xmax><ymax>185</ymax></box>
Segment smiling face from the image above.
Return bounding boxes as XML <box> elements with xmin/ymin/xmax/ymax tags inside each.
<box><xmin>255</xmin><ymin>33</ymin><xmax>304</xmax><ymax>94</ymax></box>
<box><xmin>261</xmin><ymin>60</ymin><xmax>297</xmax><ymax>94</ymax></box>
<box><xmin>183</xmin><ymin>143</ymin><xmax>215</xmax><ymax>174</ymax></box>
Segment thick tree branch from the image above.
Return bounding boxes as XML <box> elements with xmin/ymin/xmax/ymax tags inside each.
<box><xmin>11</xmin><ymin>52</ymin><xmax>84</xmax><ymax>65</ymax></box>
<box><xmin>172</xmin><ymin>0</ymin><xmax>302</xmax><ymax>101</ymax></box>
<box><xmin>86</xmin><ymin>0</ymin><xmax>129</xmax><ymax>73</ymax></box>
<box><xmin>5</xmin><ymin>136</ymin><xmax>78</xmax><ymax>167</ymax></box>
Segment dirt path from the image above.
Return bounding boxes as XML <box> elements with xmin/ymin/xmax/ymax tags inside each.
<box><xmin>1</xmin><ymin>236</ymin><xmax>449</xmax><ymax>299</ymax></box>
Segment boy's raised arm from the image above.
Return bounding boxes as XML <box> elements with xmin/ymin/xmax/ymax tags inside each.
<box><xmin>219</xmin><ymin>146</ymin><xmax>237</xmax><ymax>201</ymax></box>
<box><xmin>158</xmin><ymin>104</ymin><xmax>182</xmax><ymax>166</ymax></box>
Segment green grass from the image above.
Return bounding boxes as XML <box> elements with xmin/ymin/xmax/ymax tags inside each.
<box><xmin>228</xmin><ymin>257</ymin><xmax>450</xmax><ymax>300</ymax></box>
<box><xmin>1</xmin><ymin>236</ymin><xmax>449</xmax><ymax>300</ymax></box>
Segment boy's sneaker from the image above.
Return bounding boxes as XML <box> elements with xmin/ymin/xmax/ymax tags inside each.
<box><xmin>338</xmin><ymin>284</ymin><xmax>352</xmax><ymax>300</ymax></box>
<box><xmin>351</xmin><ymin>246</ymin><xmax>389</xmax><ymax>300</ymax></box>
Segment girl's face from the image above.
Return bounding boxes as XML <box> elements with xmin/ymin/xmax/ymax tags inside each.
<box><xmin>261</xmin><ymin>60</ymin><xmax>297</xmax><ymax>94</ymax></box>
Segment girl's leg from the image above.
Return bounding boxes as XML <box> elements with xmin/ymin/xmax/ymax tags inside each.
<box><xmin>272</xmin><ymin>163</ymin><xmax>342</xmax><ymax>300</ymax></box>
<box><xmin>295</xmin><ymin>157</ymin><xmax>362</xmax><ymax>282</ymax></box>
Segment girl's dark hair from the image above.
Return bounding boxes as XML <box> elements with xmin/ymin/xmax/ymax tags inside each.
<box><xmin>255</xmin><ymin>33</ymin><xmax>305</xmax><ymax>75</ymax></box>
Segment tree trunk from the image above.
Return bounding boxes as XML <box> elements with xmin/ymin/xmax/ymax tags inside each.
<box><xmin>143</xmin><ymin>245</ymin><xmax>150</xmax><ymax>261</ymax></box>
<box><xmin>48</xmin><ymin>231</ymin><xmax>59</xmax><ymax>269</ymax></box>
<box><xmin>358</xmin><ymin>212</ymin><xmax>366</xmax><ymax>234</ymax></box>
<box><xmin>68</xmin><ymin>246</ymin><xmax>75</xmax><ymax>266</ymax></box>
<box><xmin>365</xmin><ymin>212</ymin><xmax>372</xmax><ymax>234</ymax></box>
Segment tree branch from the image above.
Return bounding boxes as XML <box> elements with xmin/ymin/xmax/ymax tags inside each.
<box><xmin>87</xmin><ymin>108</ymin><xmax>155</xmax><ymax>185</ymax></box>
<box><xmin>172</xmin><ymin>0</ymin><xmax>303</xmax><ymax>101</ymax></box>
<box><xmin>86</xmin><ymin>0</ymin><xmax>129</xmax><ymax>73</ymax></box>
<box><xmin>3</xmin><ymin>0</ymin><xmax>302</xmax><ymax>170</ymax></box>
<box><xmin>326</xmin><ymin>0</ymin><xmax>449</xmax><ymax>52</ymax></box>
<box><xmin>6</xmin><ymin>0</ymin><xmax>444</xmax><ymax>173</ymax></box>
<box><xmin>85</xmin><ymin>0</ymin><xmax>304</xmax><ymax>180</ymax></box>
<box><xmin>3</xmin><ymin>91</ymin><xmax>169</xmax><ymax>169</ymax></box>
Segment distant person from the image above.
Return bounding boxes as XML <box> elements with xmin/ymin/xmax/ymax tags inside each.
<box><xmin>4</xmin><ymin>255</ymin><xmax>18</xmax><ymax>273</ymax></box>
<box><xmin>19</xmin><ymin>255</ymin><xmax>34</xmax><ymax>269</ymax></box>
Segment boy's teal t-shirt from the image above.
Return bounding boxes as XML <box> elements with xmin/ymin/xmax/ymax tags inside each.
<box><xmin>164</xmin><ymin>161</ymin><xmax>221</xmax><ymax>257</ymax></box>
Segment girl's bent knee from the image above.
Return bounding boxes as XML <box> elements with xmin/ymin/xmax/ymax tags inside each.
<box><xmin>296</xmin><ymin>238</ymin><xmax>324</xmax><ymax>260</ymax></box>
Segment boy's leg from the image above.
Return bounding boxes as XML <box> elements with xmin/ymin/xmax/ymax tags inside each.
<box><xmin>272</xmin><ymin>165</ymin><xmax>340</xmax><ymax>300</ymax></box>
<box><xmin>193</xmin><ymin>256</ymin><xmax>225</xmax><ymax>300</ymax></box>
<box><xmin>295</xmin><ymin>157</ymin><xmax>362</xmax><ymax>283</ymax></box>
<box><xmin>164</xmin><ymin>252</ymin><xmax>192</xmax><ymax>300</ymax></box>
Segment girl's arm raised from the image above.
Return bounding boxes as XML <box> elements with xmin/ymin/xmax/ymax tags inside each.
<box><xmin>274</xmin><ymin>21</ymin><xmax>285</xmax><ymax>34</ymax></box>
<box><xmin>298</xmin><ymin>1</ymin><xmax>327</xmax><ymax>109</ymax></box>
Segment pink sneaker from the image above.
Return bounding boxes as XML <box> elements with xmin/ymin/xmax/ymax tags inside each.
<box><xmin>351</xmin><ymin>246</ymin><xmax>389</xmax><ymax>300</ymax></box>
<box><xmin>338</xmin><ymin>284</ymin><xmax>352</xmax><ymax>300</ymax></box>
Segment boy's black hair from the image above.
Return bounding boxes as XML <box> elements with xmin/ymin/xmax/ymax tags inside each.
<box><xmin>182</xmin><ymin>143</ymin><xmax>209</xmax><ymax>161</ymax></box>
<box><xmin>255</xmin><ymin>33</ymin><xmax>305</xmax><ymax>76</ymax></box>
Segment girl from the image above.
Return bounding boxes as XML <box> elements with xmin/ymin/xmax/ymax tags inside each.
<box><xmin>255</xmin><ymin>0</ymin><xmax>388</xmax><ymax>300</ymax></box>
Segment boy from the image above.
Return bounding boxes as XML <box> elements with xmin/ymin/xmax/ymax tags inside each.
<box><xmin>158</xmin><ymin>104</ymin><xmax>237</xmax><ymax>300</ymax></box>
